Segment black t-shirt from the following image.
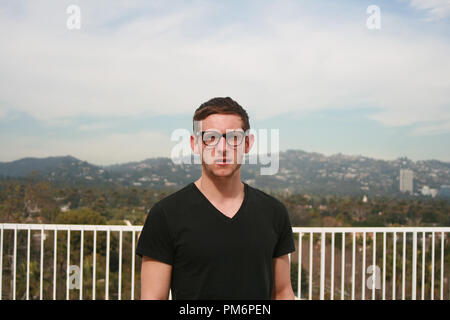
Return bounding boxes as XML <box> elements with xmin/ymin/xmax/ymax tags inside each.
<box><xmin>136</xmin><ymin>181</ymin><xmax>296</xmax><ymax>300</ymax></box>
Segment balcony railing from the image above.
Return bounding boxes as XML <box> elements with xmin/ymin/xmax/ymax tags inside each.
<box><xmin>0</xmin><ymin>224</ymin><xmax>449</xmax><ymax>300</ymax></box>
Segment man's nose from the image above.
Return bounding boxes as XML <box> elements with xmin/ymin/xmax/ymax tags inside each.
<box><xmin>215</xmin><ymin>135</ymin><xmax>228</xmax><ymax>153</ymax></box>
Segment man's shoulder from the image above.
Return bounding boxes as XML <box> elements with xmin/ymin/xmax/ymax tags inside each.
<box><xmin>154</xmin><ymin>182</ymin><xmax>194</xmax><ymax>209</ymax></box>
<box><xmin>247</xmin><ymin>183</ymin><xmax>286</xmax><ymax>209</ymax></box>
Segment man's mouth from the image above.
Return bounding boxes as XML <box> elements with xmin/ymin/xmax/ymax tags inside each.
<box><xmin>215</xmin><ymin>158</ymin><xmax>232</xmax><ymax>164</ymax></box>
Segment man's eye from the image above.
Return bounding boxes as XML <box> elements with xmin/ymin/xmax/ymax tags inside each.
<box><xmin>203</xmin><ymin>133</ymin><xmax>219</xmax><ymax>143</ymax></box>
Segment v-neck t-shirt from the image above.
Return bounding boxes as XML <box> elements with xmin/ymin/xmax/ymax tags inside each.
<box><xmin>136</xmin><ymin>181</ymin><xmax>296</xmax><ymax>300</ymax></box>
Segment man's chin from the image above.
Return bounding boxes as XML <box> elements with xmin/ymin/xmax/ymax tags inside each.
<box><xmin>203</xmin><ymin>163</ymin><xmax>241</xmax><ymax>176</ymax></box>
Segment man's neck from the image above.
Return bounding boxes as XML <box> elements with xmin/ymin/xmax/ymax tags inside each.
<box><xmin>195</xmin><ymin>173</ymin><xmax>244</xmax><ymax>202</ymax></box>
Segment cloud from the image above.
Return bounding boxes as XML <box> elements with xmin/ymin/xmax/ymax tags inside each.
<box><xmin>411</xmin><ymin>119</ymin><xmax>450</xmax><ymax>135</ymax></box>
<box><xmin>0</xmin><ymin>107</ymin><xmax>7</xmax><ymax>120</ymax></box>
<box><xmin>77</xmin><ymin>122</ymin><xmax>116</xmax><ymax>132</ymax></box>
<box><xmin>406</xmin><ymin>0</ymin><xmax>450</xmax><ymax>20</ymax></box>
<box><xmin>0</xmin><ymin>130</ymin><xmax>172</xmax><ymax>165</ymax></box>
<box><xmin>0</xmin><ymin>0</ymin><xmax>449</xmax><ymax>137</ymax></box>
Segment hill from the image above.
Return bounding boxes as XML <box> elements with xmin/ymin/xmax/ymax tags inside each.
<box><xmin>0</xmin><ymin>150</ymin><xmax>449</xmax><ymax>197</ymax></box>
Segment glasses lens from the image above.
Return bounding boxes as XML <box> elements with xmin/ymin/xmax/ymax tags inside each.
<box><xmin>203</xmin><ymin>131</ymin><xmax>221</xmax><ymax>146</ymax></box>
<box><xmin>201</xmin><ymin>130</ymin><xmax>245</xmax><ymax>147</ymax></box>
<box><xmin>226</xmin><ymin>131</ymin><xmax>245</xmax><ymax>146</ymax></box>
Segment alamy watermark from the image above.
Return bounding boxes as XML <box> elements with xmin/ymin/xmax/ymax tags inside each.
<box><xmin>171</xmin><ymin>121</ymin><xmax>280</xmax><ymax>175</ymax></box>
<box><xmin>367</xmin><ymin>265</ymin><xmax>381</xmax><ymax>290</ymax></box>
<box><xmin>366</xmin><ymin>5</ymin><xmax>381</xmax><ymax>30</ymax></box>
<box><xmin>68</xmin><ymin>265</ymin><xmax>80</xmax><ymax>290</ymax></box>
<box><xmin>67</xmin><ymin>5</ymin><xmax>81</xmax><ymax>30</ymax></box>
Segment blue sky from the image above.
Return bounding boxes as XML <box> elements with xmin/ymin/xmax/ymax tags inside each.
<box><xmin>0</xmin><ymin>0</ymin><xmax>449</xmax><ymax>165</ymax></box>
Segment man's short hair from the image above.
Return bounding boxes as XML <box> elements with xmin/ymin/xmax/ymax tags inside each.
<box><xmin>193</xmin><ymin>97</ymin><xmax>250</xmax><ymax>133</ymax></box>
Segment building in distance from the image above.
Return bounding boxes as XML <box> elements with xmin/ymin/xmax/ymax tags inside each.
<box><xmin>400</xmin><ymin>169</ymin><xmax>414</xmax><ymax>194</ymax></box>
<box><xmin>439</xmin><ymin>185</ymin><xmax>450</xmax><ymax>198</ymax></box>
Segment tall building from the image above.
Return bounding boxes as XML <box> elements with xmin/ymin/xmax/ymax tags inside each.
<box><xmin>399</xmin><ymin>169</ymin><xmax>413</xmax><ymax>194</ymax></box>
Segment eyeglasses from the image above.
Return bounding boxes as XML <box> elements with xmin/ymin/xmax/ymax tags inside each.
<box><xmin>196</xmin><ymin>130</ymin><xmax>247</xmax><ymax>147</ymax></box>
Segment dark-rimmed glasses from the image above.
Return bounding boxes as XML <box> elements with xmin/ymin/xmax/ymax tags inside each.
<box><xmin>196</xmin><ymin>130</ymin><xmax>246</xmax><ymax>147</ymax></box>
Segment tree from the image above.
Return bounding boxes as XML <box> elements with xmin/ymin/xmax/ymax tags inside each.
<box><xmin>421</xmin><ymin>211</ymin><xmax>438</xmax><ymax>224</ymax></box>
<box><xmin>127</xmin><ymin>188</ymin><xmax>139</xmax><ymax>206</ymax></box>
<box><xmin>80</xmin><ymin>188</ymin><xmax>96</xmax><ymax>208</ymax></box>
<box><xmin>55</xmin><ymin>207</ymin><xmax>106</xmax><ymax>225</ymax></box>
<box><xmin>92</xmin><ymin>196</ymin><xmax>108</xmax><ymax>217</ymax></box>
<box><xmin>66</xmin><ymin>188</ymin><xmax>81</xmax><ymax>209</ymax></box>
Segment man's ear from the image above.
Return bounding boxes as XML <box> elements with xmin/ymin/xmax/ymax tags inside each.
<box><xmin>191</xmin><ymin>134</ymin><xmax>201</xmax><ymax>154</ymax></box>
<box><xmin>245</xmin><ymin>133</ymin><xmax>255</xmax><ymax>154</ymax></box>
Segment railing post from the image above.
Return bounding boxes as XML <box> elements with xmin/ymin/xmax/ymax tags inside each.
<box><xmin>106</xmin><ymin>229</ymin><xmax>110</xmax><ymax>300</ymax></box>
<box><xmin>402</xmin><ymin>232</ymin><xmax>406</xmax><ymax>300</ymax></box>
<box><xmin>118</xmin><ymin>230</ymin><xmax>123</xmax><ymax>300</ymax></box>
<box><xmin>372</xmin><ymin>232</ymin><xmax>376</xmax><ymax>300</ymax></box>
<box><xmin>131</xmin><ymin>230</ymin><xmax>135</xmax><ymax>300</ymax></box>
<box><xmin>320</xmin><ymin>232</ymin><xmax>325</xmax><ymax>300</ymax></box>
<box><xmin>40</xmin><ymin>227</ymin><xmax>44</xmax><ymax>300</ymax></box>
<box><xmin>80</xmin><ymin>228</ymin><xmax>84</xmax><ymax>300</ymax></box>
<box><xmin>53</xmin><ymin>229</ymin><xmax>57</xmax><ymax>300</ymax></box>
<box><xmin>66</xmin><ymin>228</ymin><xmax>71</xmax><ymax>300</ymax></box>
<box><xmin>330</xmin><ymin>232</ymin><xmax>335</xmax><ymax>300</ymax></box>
<box><xmin>362</xmin><ymin>232</ymin><xmax>366</xmax><ymax>300</ymax></box>
<box><xmin>422</xmin><ymin>232</ymin><xmax>425</xmax><ymax>300</ymax></box>
<box><xmin>393</xmin><ymin>232</ymin><xmax>396</xmax><ymax>300</ymax></box>
<box><xmin>0</xmin><ymin>226</ymin><xmax>3</xmax><ymax>300</ymax></box>
<box><xmin>341</xmin><ymin>232</ymin><xmax>345</xmax><ymax>300</ymax></box>
<box><xmin>412</xmin><ymin>231</ymin><xmax>417</xmax><ymax>300</ymax></box>
<box><xmin>93</xmin><ymin>229</ymin><xmax>97</xmax><ymax>300</ymax></box>
<box><xmin>382</xmin><ymin>232</ymin><xmax>386</xmax><ymax>300</ymax></box>
<box><xmin>351</xmin><ymin>232</ymin><xmax>355</xmax><ymax>300</ymax></box>
<box><xmin>440</xmin><ymin>232</ymin><xmax>444</xmax><ymax>300</ymax></box>
<box><xmin>297</xmin><ymin>232</ymin><xmax>302</xmax><ymax>300</ymax></box>
<box><xmin>431</xmin><ymin>232</ymin><xmax>435</xmax><ymax>300</ymax></box>
<box><xmin>309</xmin><ymin>232</ymin><xmax>313</xmax><ymax>300</ymax></box>
<box><xmin>13</xmin><ymin>226</ymin><xmax>17</xmax><ymax>300</ymax></box>
<box><xmin>26</xmin><ymin>228</ymin><xmax>30</xmax><ymax>300</ymax></box>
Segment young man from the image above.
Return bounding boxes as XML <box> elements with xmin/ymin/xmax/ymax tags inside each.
<box><xmin>136</xmin><ymin>97</ymin><xmax>296</xmax><ymax>300</ymax></box>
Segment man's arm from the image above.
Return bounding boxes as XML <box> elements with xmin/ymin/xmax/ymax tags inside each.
<box><xmin>140</xmin><ymin>256</ymin><xmax>172</xmax><ymax>300</ymax></box>
<box><xmin>272</xmin><ymin>254</ymin><xmax>295</xmax><ymax>300</ymax></box>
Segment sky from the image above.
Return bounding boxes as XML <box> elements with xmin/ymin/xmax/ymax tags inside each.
<box><xmin>0</xmin><ymin>0</ymin><xmax>449</xmax><ymax>166</ymax></box>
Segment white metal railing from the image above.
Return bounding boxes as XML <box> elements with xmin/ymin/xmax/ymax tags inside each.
<box><xmin>0</xmin><ymin>223</ymin><xmax>142</xmax><ymax>300</ymax></box>
<box><xmin>292</xmin><ymin>227</ymin><xmax>450</xmax><ymax>300</ymax></box>
<box><xmin>0</xmin><ymin>224</ymin><xmax>449</xmax><ymax>300</ymax></box>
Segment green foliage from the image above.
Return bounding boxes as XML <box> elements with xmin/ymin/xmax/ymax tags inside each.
<box><xmin>290</xmin><ymin>262</ymin><xmax>308</xmax><ymax>298</ymax></box>
<box><xmin>1</xmin><ymin>178</ymin><xmax>449</xmax><ymax>227</ymax></box>
<box><xmin>421</xmin><ymin>211</ymin><xmax>438</xmax><ymax>224</ymax></box>
<box><xmin>55</xmin><ymin>208</ymin><xmax>106</xmax><ymax>225</ymax></box>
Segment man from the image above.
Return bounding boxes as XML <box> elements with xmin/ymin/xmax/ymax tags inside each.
<box><xmin>136</xmin><ymin>97</ymin><xmax>296</xmax><ymax>300</ymax></box>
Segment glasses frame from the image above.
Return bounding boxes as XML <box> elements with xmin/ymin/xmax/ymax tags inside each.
<box><xmin>196</xmin><ymin>130</ymin><xmax>247</xmax><ymax>147</ymax></box>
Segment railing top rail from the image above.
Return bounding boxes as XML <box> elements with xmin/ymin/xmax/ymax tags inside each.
<box><xmin>1</xmin><ymin>223</ymin><xmax>450</xmax><ymax>233</ymax></box>
<box><xmin>292</xmin><ymin>227</ymin><xmax>450</xmax><ymax>232</ymax></box>
<box><xmin>0</xmin><ymin>223</ymin><xmax>142</xmax><ymax>232</ymax></box>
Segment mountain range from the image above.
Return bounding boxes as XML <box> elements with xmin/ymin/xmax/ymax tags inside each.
<box><xmin>0</xmin><ymin>150</ymin><xmax>449</xmax><ymax>197</ymax></box>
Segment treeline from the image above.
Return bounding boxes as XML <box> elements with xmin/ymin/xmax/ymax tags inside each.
<box><xmin>0</xmin><ymin>179</ymin><xmax>176</xmax><ymax>225</ymax></box>
<box><xmin>1</xmin><ymin>179</ymin><xmax>449</xmax><ymax>227</ymax></box>
<box><xmin>276</xmin><ymin>192</ymin><xmax>450</xmax><ymax>228</ymax></box>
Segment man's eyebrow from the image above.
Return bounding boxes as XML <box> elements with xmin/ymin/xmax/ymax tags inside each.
<box><xmin>202</xmin><ymin>129</ymin><xmax>244</xmax><ymax>131</ymax></box>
